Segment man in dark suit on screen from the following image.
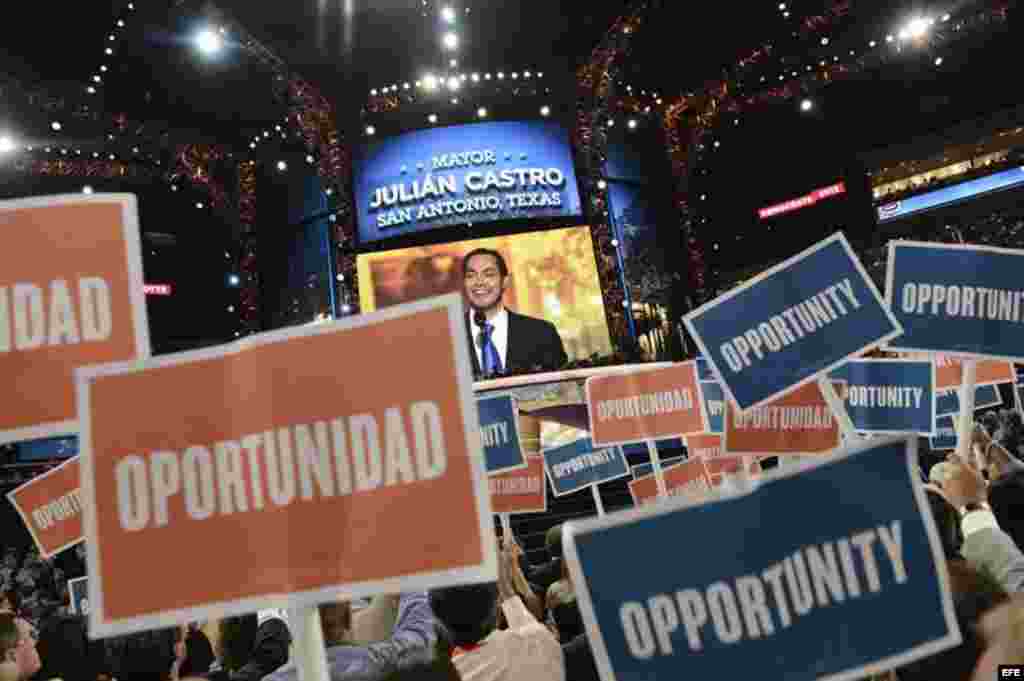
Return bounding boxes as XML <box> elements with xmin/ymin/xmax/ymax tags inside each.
<box><xmin>462</xmin><ymin>248</ymin><xmax>568</xmax><ymax>379</ymax></box>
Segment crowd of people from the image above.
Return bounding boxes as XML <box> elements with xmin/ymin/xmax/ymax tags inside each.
<box><xmin>3</xmin><ymin>411</ymin><xmax>1024</xmax><ymax>681</ymax></box>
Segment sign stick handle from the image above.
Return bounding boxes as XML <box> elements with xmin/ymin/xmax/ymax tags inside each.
<box><xmin>500</xmin><ymin>513</ymin><xmax>512</xmax><ymax>540</ymax></box>
<box><xmin>956</xmin><ymin>359</ymin><xmax>978</xmax><ymax>464</ymax></box>
<box><xmin>646</xmin><ymin>440</ymin><xmax>668</xmax><ymax>498</ymax></box>
<box><xmin>590</xmin><ymin>484</ymin><xmax>606</xmax><ymax>516</ymax></box>
<box><xmin>288</xmin><ymin>606</ymin><xmax>330</xmax><ymax>681</ymax></box>
<box><xmin>817</xmin><ymin>377</ymin><xmax>859</xmax><ymax>441</ymax></box>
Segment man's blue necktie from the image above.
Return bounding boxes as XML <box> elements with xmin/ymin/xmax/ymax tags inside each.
<box><xmin>481</xmin><ymin>322</ymin><xmax>503</xmax><ymax>375</ymax></box>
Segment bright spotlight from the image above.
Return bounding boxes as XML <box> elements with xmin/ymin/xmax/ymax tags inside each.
<box><xmin>441</xmin><ymin>6</ymin><xmax>456</xmax><ymax>23</ymax></box>
<box><xmin>800</xmin><ymin>98</ymin><xmax>813</xmax><ymax>111</ymax></box>
<box><xmin>540</xmin><ymin>105</ymin><xmax>550</xmax><ymax>116</ymax></box>
<box><xmin>442</xmin><ymin>32</ymin><xmax>458</xmax><ymax>49</ymax></box>
<box><xmin>228</xmin><ymin>274</ymin><xmax>240</xmax><ymax>286</ymax></box>
<box><xmin>497</xmin><ymin>71</ymin><xmax>504</xmax><ymax>80</ymax></box>
<box><xmin>597</xmin><ymin>180</ymin><xmax>607</xmax><ymax>190</ymax></box>
<box><xmin>778</xmin><ymin>2</ymin><xmax>786</xmax><ymax>9</ymax></box>
<box><xmin>471</xmin><ymin>73</ymin><xmax>480</xmax><ymax>82</ymax></box>
<box><xmin>195</xmin><ymin>27</ymin><xmax>223</xmax><ymax>56</ymax></box>
<box><xmin>447</xmin><ymin>76</ymin><xmax>460</xmax><ymax>91</ymax></box>
<box><xmin>365</xmin><ymin>125</ymin><xmax>376</xmax><ymax>136</ymax></box>
<box><xmin>450</xmin><ymin>59</ymin><xmax>458</xmax><ymax>68</ymax></box>
<box><xmin>909</xmin><ymin>16</ymin><xmax>933</xmax><ymax>37</ymax></box>
<box><xmin>627</xmin><ymin>119</ymin><xmax>637</xmax><ymax>129</ymax></box>
<box><xmin>428</xmin><ymin>114</ymin><xmax>438</xmax><ymax>124</ymax></box>
<box><xmin>306</xmin><ymin>154</ymin><xmax>315</xmax><ymax>164</ymax></box>
<box><xmin>82</xmin><ymin>185</ymin><xmax>94</xmax><ymax>194</ymax></box>
<box><xmin>423</xmin><ymin>74</ymin><xmax>439</xmax><ymax>91</ymax></box>
<box><xmin>477</xmin><ymin>107</ymin><xmax>488</xmax><ymax>118</ymax></box>
<box><xmin>276</xmin><ymin>160</ymin><xmax>288</xmax><ymax>171</ymax></box>
<box><xmin>934</xmin><ymin>56</ymin><xmax>943</xmax><ymax>66</ymax></box>
<box><xmin>51</xmin><ymin>121</ymin><xmax>62</xmax><ymax>131</ymax></box>
<box><xmin>0</xmin><ymin>136</ymin><xmax>14</xmax><ymax>154</ymax></box>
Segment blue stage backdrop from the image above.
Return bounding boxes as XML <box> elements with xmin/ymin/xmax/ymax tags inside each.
<box><xmin>355</xmin><ymin>121</ymin><xmax>582</xmax><ymax>242</ymax></box>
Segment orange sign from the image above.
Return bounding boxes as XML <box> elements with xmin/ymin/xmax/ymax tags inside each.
<box><xmin>627</xmin><ymin>459</ymin><xmax>711</xmax><ymax>507</ymax></box>
<box><xmin>489</xmin><ymin>455</ymin><xmax>547</xmax><ymax>514</ymax></box>
<box><xmin>706</xmin><ymin>459</ymin><xmax>761</xmax><ymax>482</ymax></box>
<box><xmin>0</xmin><ymin>195</ymin><xmax>150</xmax><ymax>445</ymax></box>
<box><xmin>723</xmin><ymin>381</ymin><xmax>841</xmax><ymax>456</ymax></box>
<box><xmin>901</xmin><ymin>353</ymin><xmax>1014</xmax><ymax>390</ymax></box>
<box><xmin>685</xmin><ymin>433</ymin><xmax>761</xmax><ymax>482</ymax></box>
<box><xmin>77</xmin><ymin>295</ymin><xmax>495</xmax><ymax>637</ymax></box>
<box><xmin>586</xmin><ymin>362</ymin><xmax>708</xmax><ymax>448</ymax></box>
<box><xmin>6</xmin><ymin>457</ymin><xmax>84</xmax><ymax>558</ymax></box>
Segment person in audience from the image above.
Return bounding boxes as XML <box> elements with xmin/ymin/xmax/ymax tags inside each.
<box><xmin>320</xmin><ymin>602</ymin><xmax>353</xmax><ymax>647</ymax></box>
<box><xmin>0</xmin><ymin>662</ymin><xmax>17</xmax><ymax>681</ymax></box>
<box><xmin>33</xmin><ymin>614</ymin><xmax>105</xmax><ymax>681</ymax></box>
<box><xmin>561</xmin><ymin>635</ymin><xmax>598</xmax><ymax>681</ymax></box>
<box><xmin>972</xmin><ymin>594</ymin><xmax>1024</xmax><ymax>678</ymax></box>
<box><xmin>523</xmin><ymin>526</ymin><xmax>565</xmax><ymax>596</ymax></box>
<box><xmin>928</xmin><ymin>459</ymin><xmax>1024</xmax><ymax>593</ymax></box>
<box><xmin>546</xmin><ymin>563</ymin><xmax>583</xmax><ymax>644</ymax></box>
<box><xmin>374</xmin><ymin>637</ymin><xmax>461</xmax><ymax>681</ymax></box>
<box><xmin>101</xmin><ymin>627</ymin><xmax>185</xmax><ymax>681</ymax></box>
<box><xmin>351</xmin><ymin>595</ymin><xmax>401</xmax><ymax>644</ymax></box>
<box><xmin>974</xmin><ymin>422</ymin><xmax>1024</xmax><ymax>549</ymax></box>
<box><xmin>0</xmin><ymin>593</ymin><xmax>16</xmax><ymax>616</ymax></box>
<box><xmin>261</xmin><ymin>592</ymin><xmax>436</xmax><ymax>681</ymax></box>
<box><xmin>179</xmin><ymin>624</ymin><xmax>215</xmax><ymax>678</ymax></box>
<box><xmin>430</xmin><ymin>540</ymin><xmax>563</xmax><ymax>681</ymax></box>
<box><xmin>896</xmin><ymin>558</ymin><xmax>1008</xmax><ymax>681</ymax></box>
<box><xmin>207</xmin><ymin>614</ymin><xmax>288</xmax><ymax>681</ymax></box>
<box><xmin>0</xmin><ymin>613</ymin><xmax>40</xmax><ymax>681</ymax></box>
<box><xmin>213</xmin><ymin>615</ymin><xmax>259</xmax><ymax>677</ymax></box>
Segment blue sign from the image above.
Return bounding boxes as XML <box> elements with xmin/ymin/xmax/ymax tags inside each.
<box><xmin>565</xmin><ymin>437</ymin><xmax>959</xmax><ymax>681</ymax></box>
<box><xmin>543</xmin><ymin>438</ymin><xmax>629</xmax><ymax>497</ymax></box>
<box><xmin>931</xmin><ymin>415</ymin><xmax>957</xmax><ymax>451</ymax></box>
<box><xmin>68</xmin><ymin>577</ymin><xmax>89</xmax><ymax>616</ymax></box>
<box><xmin>355</xmin><ymin>121</ymin><xmax>582</xmax><ymax>243</ymax></box>
<box><xmin>685</xmin><ymin>233</ymin><xmax>902</xmax><ymax>411</ymax></box>
<box><xmin>700</xmin><ymin>381</ymin><xmax>725</xmax><ymax>434</ymax></box>
<box><xmin>476</xmin><ymin>396</ymin><xmax>526</xmax><ymax>475</ymax></box>
<box><xmin>834</xmin><ymin>359</ymin><xmax>935</xmax><ymax>436</ymax></box>
<box><xmin>632</xmin><ymin>456</ymin><xmax>685</xmax><ymax>480</ymax></box>
<box><xmin>886</xmin><ymin>241</ymin><xmax>1024</xmax><ymax>361</ymax></box>
<box><xmin>695</xmin><ymin>357</ymin><xmax>715</xmax><ymax>382</ymax></box>
<box><xmin>878</xmin><ymin>166</ymin><xmax>1024</xmax><ymax>224</ymax></box>
<box><xmin>935</xmin><ymin>384</ymin><xmax>1002</xmax><ymax>417</ymax></box>
<box><xmin>622</xmin><ymin>438</ymin><xmax>684</xmax><ymax>458</ymax></box>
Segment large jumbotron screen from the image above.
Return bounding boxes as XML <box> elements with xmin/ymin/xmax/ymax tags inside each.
<box><xmin>356</xmin><ymin>226</ymin><xmax>613</xmax><ymax>373</ymax></box>
<box><xmin>354</xmin><ymin>120</ymin><xmax>583</xmax><ymax>243</ymax></box>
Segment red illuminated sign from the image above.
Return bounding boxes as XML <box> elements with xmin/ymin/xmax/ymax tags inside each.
<box><xmin>758</xmin><ymin>181</ymin><xmax>846</xmax><ymax>219</ymax></box>
<box><xmin>143</xmin><ymin>284</ymin><xmax>172</xmax><ymax>296</ymax></box>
